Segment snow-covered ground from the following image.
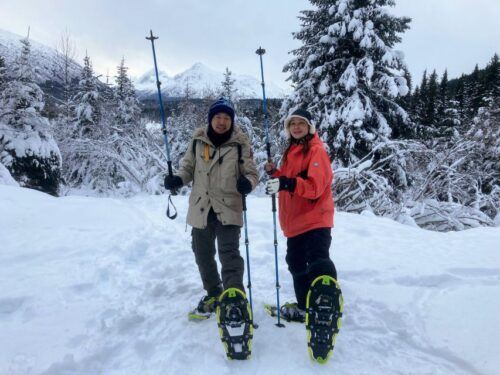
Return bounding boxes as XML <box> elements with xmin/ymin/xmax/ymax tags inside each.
<box><xmin>0</xmin><ymin>185</ymin><xmax>499</xmax><ymax>375</ymax></box>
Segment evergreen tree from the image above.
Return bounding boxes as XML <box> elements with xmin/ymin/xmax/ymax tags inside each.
<box><xmin>0</xmin><ymin>37</ymin><xmax>61</xmax><ymax>195</ymax></box>
<box><xmin>411</xmin><ymin>70</ymin><xmax>428</xmax><ymax>129</ymax></box>
<box><xmin>72</xmin><ymin>54</ymin><xmax>102</xmax><ymax>136</ymax></box>
<box><xmin>57</xmin><ymin>53</ymin><xmax>106</xmax><ymax>189</ymax></box>
<box><xmin>453</xmin><ymin>74</ymin><xmax>468</xmax><ymax>123</ymax></box>
<box><xmin>437</xmin><ymin>70</ymin><xmax>448</xmax><ymax>122</ymax></box>
<box><xmin>221</xmin><ymin>67</ymin><xmax>236</xmax><ymax>102</ymax></box>
<box><xmin>114</xmin><ymin>57</ymin><xmax>141</xmax><ymax>126</ymax></box>
<box><xmin>483</xmin><ymin>53</ymin><xmax>499</xmax><ymax>100</ymax></box>
<box><xmin>416</xmin><ymin>70</ymin><xmax>428</xmax><ymax>123</ymax></box>
<box><xmin>0</xmin><ymin>54</ymin><xmax>6</xmax><ymax>90</ymax></box>
<box><xmin>281</xmin><ymin>0</ymin><xmax>411</xmax><ymax>166</ymax></box>
<box><xmin>466</xmin><ymin>64</ymin><xmax>482</xmax><ymax>117</ymax></box>
<box><xmin>182</xmin><ymin>79</ymin><xmax>193</xmax><ymax>100</ymax></box>
<box><xmin>410</xmin><ymin>85</ymin><xmax>420</xmax><ymax>118</ymax></box>
<box><xmin>424</xmin><ymin>69</ymin><xmax>438</xmax><ymax>128</ymax></box>
<box><xmin>436</xmin><ymin>70</ymin><xmax>460</xmax><ymax>136</ymax></box>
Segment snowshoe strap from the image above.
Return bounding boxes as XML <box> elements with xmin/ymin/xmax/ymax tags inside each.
<box><xmin>166</xmin><ymin>194</ymin><xmax>178</xmax><ymax>220</ymax></box>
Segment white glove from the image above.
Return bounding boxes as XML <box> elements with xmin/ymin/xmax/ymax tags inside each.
<box><xmin>265</xmin><ymin>178</ymin><xmax>280</xmax><ymax>195</ymax></box>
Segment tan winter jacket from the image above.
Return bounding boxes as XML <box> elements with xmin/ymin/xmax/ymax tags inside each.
<box><xmin>177</xmin><ymin>126</ymin><xmax>259</xmax><ymax>229</ymax></box>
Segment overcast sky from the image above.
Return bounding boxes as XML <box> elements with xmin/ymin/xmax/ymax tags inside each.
<box><xmin>1</xmin><ymin>0</ymin><xmax>498</xmax><ymax>88</ymax></box>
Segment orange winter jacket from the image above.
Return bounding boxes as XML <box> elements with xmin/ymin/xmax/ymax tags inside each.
<box><xmin>273</xmin><ymin>134</ymin><xmax>334</xmax><ymax>238</ymax></box>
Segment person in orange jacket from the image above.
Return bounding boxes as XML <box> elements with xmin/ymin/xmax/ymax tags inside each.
<box><xmin>264</xmin><ymin>108</ymin><xmax>337</xmax><ymax>322</ymax></box>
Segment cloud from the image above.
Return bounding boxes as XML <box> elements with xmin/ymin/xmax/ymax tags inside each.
<box><xmin>1</xmin><ymin>0</ymin><xmax>497</xmax><ymax>88</ymax></box>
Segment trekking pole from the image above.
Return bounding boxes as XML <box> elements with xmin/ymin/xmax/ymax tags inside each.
<box><xmin>256</xmin><ymin>47</ymin><xmax>284</xmax><ymax>328</ymax></box>
<box><xmin>242</xmin><ymin>195</ymin><xmax>258</xmax><ymax>328</ymax></box>
<box><xmin>146</xmin><ymin>30</ymin><xmax>177</xmax><ymax>220</ymax></box>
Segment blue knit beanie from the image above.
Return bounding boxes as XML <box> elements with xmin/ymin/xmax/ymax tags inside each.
<box><xmin>208</xmin><ymin>97</ymin><xmax>235</xmax><ymax>126</ymax></box>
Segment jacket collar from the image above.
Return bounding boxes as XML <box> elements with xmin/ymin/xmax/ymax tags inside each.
<box><xmin>193</xmin><ymin>126</ymin><xmax>246</xmax><ymax>147</ymax></box>
<box><xmin>290</xmin><ymin>132</ymin><xmax>323</xmax><ymax>149</ymax></box>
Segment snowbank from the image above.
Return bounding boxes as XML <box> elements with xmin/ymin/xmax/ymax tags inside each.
<box><xmin>0</xmin><ymin>162</ymin><xmax>18</xmax><ymax>186</ymax></box>
<box><xmin>0</xmin><ymin>186</ymin><xmax>499</xmax><ymax>374</ymax></box>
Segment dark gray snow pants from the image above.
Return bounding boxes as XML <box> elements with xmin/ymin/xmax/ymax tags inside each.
<box><xmin>191</xmin><ymin>208</ymin><xmax>244</xmax><ymax>297</ymax></box>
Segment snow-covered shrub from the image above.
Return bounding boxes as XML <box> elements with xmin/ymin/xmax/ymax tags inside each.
<box><xmin>405</xmin><ymin>199</ymin><xmax>493</xmax><ymax>231</ymax></box>
<box><xmin>0</xmin><ymin>37</ymin><xmax>61</xmax><ymax>195</ymax></box>
<box><xmin>333</xmin><ymin>140</ymin><xmax>426</xmax><ymax>215</ymax></box>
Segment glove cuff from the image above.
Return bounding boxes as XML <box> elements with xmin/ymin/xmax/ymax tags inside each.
<box><xmin>279</xmin><ymin>177</ymin><xmax>296</xmax><ymax>192</ymax></box>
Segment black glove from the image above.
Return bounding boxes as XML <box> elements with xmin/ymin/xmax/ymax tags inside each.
<box><xmin>278</xmin><ymin>176</ymin><xmax>296</xmax><ymax>192</ymax></box>
<box><xmin>236</xmin><ymin>175</ymin><xmax>253</xmax><ymax>195</ymax></box>
<box><xmin>164</xmin><ymin>175</ymin><xmax>183</xmax><ymax>190</ymax></box>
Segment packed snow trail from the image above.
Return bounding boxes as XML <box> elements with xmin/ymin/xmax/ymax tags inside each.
<box><xmin>0</xmin><ymin>185</ymin><xmax>499</xmax><ymax>374</ymax></box>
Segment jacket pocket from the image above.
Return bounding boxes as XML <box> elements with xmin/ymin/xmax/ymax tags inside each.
<box><xmin>190</xmin><ymin>195</ymin><xmax>202</xmax><ymax>206</ymax></box>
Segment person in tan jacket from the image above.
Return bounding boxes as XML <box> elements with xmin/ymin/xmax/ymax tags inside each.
<box><xmin>164</xmin><ymin>98</ymin><xmax>259</xmax><ymax>318</ymax></box>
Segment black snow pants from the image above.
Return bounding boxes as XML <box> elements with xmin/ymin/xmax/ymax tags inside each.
<box><xmin>191</xmin><ymin>208</ymin><xmax>244</xmax><ymax>297</ymax></box>
<box><xmin>285</xmin><ymin>228</ymin><xmax>337</xmax><ymax>309</ymax></box>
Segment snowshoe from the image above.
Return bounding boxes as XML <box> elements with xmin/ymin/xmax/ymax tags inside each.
<box><xmin>306</xmin><ymin>275</ymin><xmax>343</xmax><ymax>364</ymax></box>
<box><xmin>264</xmin><ymin>302</ymin><xmax>306</xmax><ymax>323</ymax></box>
<box><xmin>187</xmin><ymin>295</ymin><xmax>217</xmax><ymax>321</ymax></box>
<box><xmin>216</xmin><ymin>288</ymin><xmax>253</xmax><ymax>360</ymax></box>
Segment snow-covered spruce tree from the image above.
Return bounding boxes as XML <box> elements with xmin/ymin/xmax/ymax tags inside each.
<box><xmin>281</xmin><ymin>0</ymin><xmax>411</xmax><ymax>214</ymax></box>
<box><xmin>423</xmin><ymin>70</ymin><xmax>438</xmax><ymax>129</ymax></box>
<box><xmin>412</xmin><ymin>71</ymin><xmax>427</xmax><ymax>132</ymax></box>
<box><xmin>0</xmin><ymin>37</ymin><xmax>61</xmax><ymax>195</ymax></box>
<box><xmin>57</xmin><ymin>53</ymin><xmax>108</xmax><ymax>191</ymax></box>
<box><xmin>436</xmin><ymin>70</ymin><xmax>448</xmax><ymax>123</ymax></box>
<box><xmin>466</xmin><ymin>64</ymin><xmax>485</xmax><ymax>118</ymax></box>
<box><xmin>221</xmin><ymin>67</ymin><xmax>237</xmax><ymax>102</ymax></box>
<box><xmin>484</xmin><ymin>53</ymin><xmax>499</xmax><ymax>100</ymax></box>
<box><xmin>452</xmin><ymin>74</ymin><xmax>469</xmax><ymax>124</ymax></box>
<box><xmin>0</xmin><ymin>54</ymin><xmax>6</xmax><ymax>90</ymax></box>
<box><xmin>72</xmin><ymin>54</ymin><xmax>102</xmax><ymax>136</ymax></box>
<box><xmin>412</xmin><ymin>70</ymin><xmax>440</xmax><ymax>140</ymax></box>
<box><xmin>114</xmin><ymin>57</ymin><xmax>141</xmax><ymax>126</ymax></box>
<box><xmin>435</xmin><ymin>70</ymin><xmax>460</xmax><ymax>138</ymax></box>
<box><xmin>282</xmin><ymin>0</ymin><xmax>411</xmax><ymax>166</ymax></box>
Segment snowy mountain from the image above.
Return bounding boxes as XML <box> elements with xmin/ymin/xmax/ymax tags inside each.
<box><xmin>135</xmin><ymin>62</ymin><xmax>288</xmax><ymax>99</ymax></box>
<box><xmin>0</xmin><ymin>28</ymin><xmax>81</xmax><ymax>89</ymax></box>
<box><xmin>1</xmin><ymin>185</ymin><xmax>499</xmax><ymax>374</ymax></box>
<box><xmin>0</xmin><ymin>29</ymin><xmax>286</xmax><ymax>100</ymax></box>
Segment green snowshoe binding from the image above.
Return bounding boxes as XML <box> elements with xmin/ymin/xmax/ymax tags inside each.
<box><xmin>187</xmin><ymin>295</ymin><xmax>217</xmax><ymax>321</ymax></box>
<box><xmin>216</xmin><ymin>288</ymin><xmax>253</xmax><ymax>360</ymax></box>
<box><xmin>264</xmin><ymin>302</ymin><xmax>306</xmax><ymax>323</ymax></box>
<box><xmin>306</xmin><ymin>275</ymin><xmax>343</xmax><ymax>364</ymax></box>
